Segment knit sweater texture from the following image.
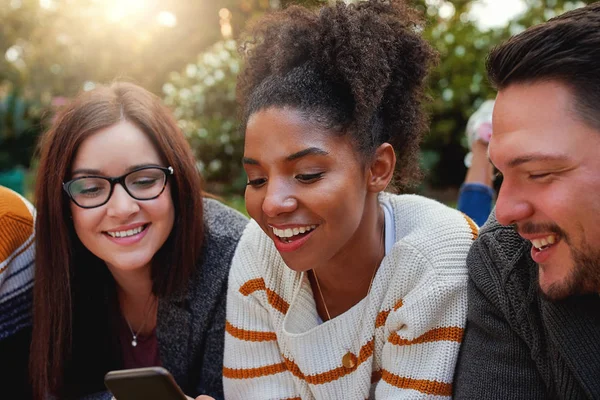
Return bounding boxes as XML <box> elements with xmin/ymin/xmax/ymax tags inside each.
<box><xmin>63</xmin><ymin>198</ymin><xmax>248</xmax><ymax>400</ymax></box>
<box><xmin>0</xmin><ymin>186</ymin><xmax>35</xmax><ymax>399</ymax></box>
<box><xmin>0</xmin><ymin>185</ymin><xmax>35</xmax><ymax>339</ymax></box>
<box><xmin>453</xmin><ymin>212</ymin><xmax>600</xmax><ymax>400</ymax></box>
<box><xmin>224</xmin><ymin>193</ymin><xmax>478</xmax><ymax>399</ymax></box>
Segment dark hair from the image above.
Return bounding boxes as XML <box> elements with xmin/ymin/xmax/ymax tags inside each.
<box><xmin>31</xmin><ymin>82</ymin><xmax>204</xmax><ymax>399</ymax></box>
<box><xmin>237</xmin><ymin>0</ymin><xmax>438</xmax><ymax>190</ymax></box>
<box><xmin>487</xmin><ymin>2</ymin><xmax>600</xmax><ymax>131</ymax></box>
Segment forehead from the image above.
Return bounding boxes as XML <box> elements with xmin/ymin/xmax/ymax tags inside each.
<box><xmin>244</xmin><ymin>107</ymin><xmax>354</xmax><ymax>155</ymax></box>
<box><xmin>72</xmin><ymin>121</ymin><xmax>162</xmax><ymax>172</ymax></box>
<box><xmin>488</xmin><ymin>81</ymin><xmax>600</xmax><ymax>168</ymax></box>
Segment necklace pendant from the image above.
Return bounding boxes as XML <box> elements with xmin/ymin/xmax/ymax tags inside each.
<box><xmin>131</xmin><ymin>339</ymin><xmax>137</xmax><ymax>347</ymax></box>
<box><xmin>342</xmin><ymin>352</ymin><xmax>357</xmax><ymax>369</ymax></box>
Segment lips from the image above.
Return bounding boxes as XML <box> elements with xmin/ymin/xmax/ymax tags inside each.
<box><xmin>529</xmin><ymin>235</ymin><xmax>560</xmax><ymax>264</ymax></box>
<box><xmin>269</xmin><ymin>224</ymin><xmax>318</xmax><ymax>252</ymax></box>
<box><xmin>272</xmin><ymin>224</ymin><xmax>317</xmax><ymax>243</ymax></box>
<box><xmin>103</xmin><ymin>223</ymin><xmax>150</xmax><ymax>245</ymax></box>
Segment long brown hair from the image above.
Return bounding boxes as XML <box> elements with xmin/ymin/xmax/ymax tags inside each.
<box><xmin>31</xmin><ymin>82</ymin><xmax>205</xmax><ymax>399</ymax></box>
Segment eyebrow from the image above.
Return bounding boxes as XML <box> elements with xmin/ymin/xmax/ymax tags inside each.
<box><xmin>71</xmin><ymin>163</ymin><xmax>162</xmax><ymax>176</ymax></box>
<box><xmin>506</xmin><ymin>153</ymin><xmax>569</xmax><ymax>168</ymax></box>
<box><xmin>242</xmin><ymin>147</ymin><xmax>329</xmax><ymax>165</ymax></box>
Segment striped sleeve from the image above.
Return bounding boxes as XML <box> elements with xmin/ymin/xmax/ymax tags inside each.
<box><xmin>375</xmin><ymin>272</ymin><xmax>468</xmax><ymax>398</ymax></box>
<box><xmin>223</xmin><ymin>231</ymin><xmax>300</xmax><ymax>400</ymax></box>
<box><xmin>0</xmin><ymin>186</ymin><xmax>35</xmax><ymax>340</ymax></box>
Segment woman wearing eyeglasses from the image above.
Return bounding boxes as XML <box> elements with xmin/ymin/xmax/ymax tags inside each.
<box><xmin>31</xmin><ymin>82</ymin><xmax>247</xmax><ymax>400</ymax></box>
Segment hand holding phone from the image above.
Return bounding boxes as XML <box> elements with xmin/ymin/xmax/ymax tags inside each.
<box><xmin>104</xmin><ymin>367</ymin><xmax>187</xmax><ymax>400</ymax></box>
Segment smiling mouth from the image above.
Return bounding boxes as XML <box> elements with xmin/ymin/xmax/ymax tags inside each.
<box><xmin>531</xmin><ymin>234</ymin><xmax>559</xmax><ymax>251</ymax></box>
<box><xmin>104</xmin><ymin>224</ymin><xmax>149</xmax><ymax>238</ymax></box>
<box><xmin>272</xmin><ymin>225</ymin><xmax>317</xmax><ymax>243</ymax></box>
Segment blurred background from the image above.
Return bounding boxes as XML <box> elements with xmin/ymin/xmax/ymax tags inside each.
<box><xmin>0</xmin><ymin>0</ymin><xmax>592</xmax><ymax>213</ymax></box>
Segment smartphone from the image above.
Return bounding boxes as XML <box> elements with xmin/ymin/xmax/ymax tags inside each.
<box><xmin>104</xmin><ymin>366</ymin><xmax>188</xmax><ymax>400</ymax></box>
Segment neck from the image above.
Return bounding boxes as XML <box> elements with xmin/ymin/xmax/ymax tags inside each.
<box><xmin>310</xmin><ymin>196</ymin><xmax>386</xmax><ymax>319</ymax></box>
<box><xmin>110</xmin><ymin>264</ymin><xmax>157</xmax><ymax>334</ymax></box>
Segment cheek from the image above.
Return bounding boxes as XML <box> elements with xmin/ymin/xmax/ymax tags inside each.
<box><xmin>244</xmin><ymin>188</ymin><xmax>262</xmax><ymax>221</ymax></box>
<box><xmin>153</xmin><ymin>191</ymin><xmax>175</xmax><ymax>230</ymax></box>
<box><xmin>70</xmin><ymin>207</ymin><xmax>103</xmax><ymax>245</ymax></box>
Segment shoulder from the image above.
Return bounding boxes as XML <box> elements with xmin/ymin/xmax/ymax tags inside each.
<box><xmin>0</xmin><ymin>186</ymin><xmax>35</xmax><ymax>238</ymax></box>
<box><xmin>382</xmin><ymin>193</ymin><xmax>476</xmax><ymax>273</ymax></box>
<box><xmin>202</xmin><ymin>197</ymin><xmax>249</xmax><ymax>240</ymax></box>
<box><xmin>467</xmin><ymin>210</ymin><xmax>536</xmax><ymax>305</ymax></box>
<box><xmin>0</xmin><ymin>185</ymin><xmax>35</xmax><ymax>269</ymax></box>
<box><xmin>0</xmin><ymin>187</ymin><xmax>35</xmax><ymax>338</ymax></box>
<box><xmin>196</xmin><ymin>198</ymin><xmax>248</xmax><ymax>277</ymax></box>
<box><xmin>384</xmin><ymin>192</ymin><xmax>477</xmax><ymax>238</ymax></box>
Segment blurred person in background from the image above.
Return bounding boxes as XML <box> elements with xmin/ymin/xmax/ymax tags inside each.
<box><xmin>457</xmin><ymin>99</ymin><xmax>496</xmax><ymax>226</ymax></box>
<box><xmin>30</xmin><ymin>82</ymin><xmax>247</xmax><ymax>400</ymax></box>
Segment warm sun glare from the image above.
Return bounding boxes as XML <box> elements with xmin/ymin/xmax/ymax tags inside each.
<box><xmin>103</xmin><ymin>0</ymin><xmax>147</xmax><ymax>22</ymax></box>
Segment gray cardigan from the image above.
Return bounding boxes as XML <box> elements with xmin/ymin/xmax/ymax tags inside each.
<box><xmin>453</xmin><ymin>212</ymin><xmax>600</xmax><ymax>399</ymax></box>
<box><xmin>84</xmin><ymin>198</ymin><xmax>248</xmax><ymax>400</ymax></box>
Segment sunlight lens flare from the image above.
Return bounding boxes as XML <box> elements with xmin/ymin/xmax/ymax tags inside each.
<box><xmin>105</xmin><ymin>0</ymin><xmax>147</xmax><ymax>22</ymax></box>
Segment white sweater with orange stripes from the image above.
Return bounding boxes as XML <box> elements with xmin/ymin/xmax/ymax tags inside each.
<box><xmin>223</xmin><ymin>194</ymin><xmax>477</xmax><ymax>399</ymax></box>
<box><xmin>0</xmin><ymin>186</ymin><xmax>35</xmax><ymax>340</ymax></box>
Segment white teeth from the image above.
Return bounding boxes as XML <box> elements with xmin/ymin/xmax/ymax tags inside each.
<box><xmin>107</xmin><ymin>225</ymin><xmax>144</xmax><ymax>238</ymax></box>
<box><xmin>531</xmin><ymin>235</ymin><xmax>557</xmax><ymax>250</ymax></box>
<box><xmin>272</xmin><ymin>225</ymin><xmax>316</xmax><ymax>239</ymax></box>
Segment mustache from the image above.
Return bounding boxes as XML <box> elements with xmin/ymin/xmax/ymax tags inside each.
<box><xmin>511</xmin><ymin>222</ymin><xmax>566</xmax><ymax>238</ymax></box>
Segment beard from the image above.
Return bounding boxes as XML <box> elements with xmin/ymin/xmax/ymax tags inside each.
<box><xmin>543</xmin><ymin>240</ymin><xmax>600</xmax><ymax>301</ymax></box>
<box><xmin>516</xmin><ymin>221</ymin><xmax>600</xmax><ymax>301</ymax></box>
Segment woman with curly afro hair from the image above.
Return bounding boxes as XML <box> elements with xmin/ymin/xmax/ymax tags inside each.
<box><xmin>223</xmin><ymin>1</ymin><xmax>477</xmax><ymax>398</ymax></box>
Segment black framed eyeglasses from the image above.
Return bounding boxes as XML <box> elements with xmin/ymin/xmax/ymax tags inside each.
<box><xmin>63</xmin><ymin>166</ymin><xmax>174</xmax><ymax>209</ymax></box>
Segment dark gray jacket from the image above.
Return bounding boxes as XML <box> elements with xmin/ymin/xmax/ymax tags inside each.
<box><xmin>84</xmin><ymin>198</ymin><xmax>248</xmax><ymax>400</ymax></box>
<box><xmin>453</xmin><ymin>212</ymin><xmax>600</xmax><ymax>399</ymax></box>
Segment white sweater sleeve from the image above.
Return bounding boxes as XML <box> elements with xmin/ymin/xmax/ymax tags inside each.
<box><xmin>375</xmin><ymin>269</ymin><xmax>468</xmax><ymax>398</ymax></box>
<box><xmin>223</xmin><ymin>235</ymin><xmax>300</xmax><ymax>400</ymax></box>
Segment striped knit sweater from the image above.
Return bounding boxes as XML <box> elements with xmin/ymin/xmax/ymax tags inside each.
<box><xmin>0</xmin><ymin>186</ymin><xmax>35</xmax><ymax>340</ymax></box>
<box><xmin>223</xmin><ymin>193</ymin><xmax>478</xmax><ymax>399</ymax></box>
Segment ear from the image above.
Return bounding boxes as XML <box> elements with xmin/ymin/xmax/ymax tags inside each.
<box><xmin>367</xmin><ymin>143</ymin><xmax>396</xmax><ymax>193</ymax></box>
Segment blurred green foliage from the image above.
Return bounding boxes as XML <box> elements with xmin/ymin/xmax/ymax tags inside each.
<box><xmin>0</xmin><ymin>0</ymin><xmax>595</xmax><ymax>199</ymax></box>
<box><xmin>0</xmin><ymin>88</ymin><xmax>42</xmax><ymax>170</ymax></box>
<box><xmin>163</xmin><ymin>40</ymin><xmax>246</xmax><ymax>195</ymax></box>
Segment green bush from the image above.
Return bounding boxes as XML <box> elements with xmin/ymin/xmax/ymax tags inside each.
<box><xmin>163</xmin><ymin>39</ymin><xmax>246</xmax><ymax>196</ymax></box>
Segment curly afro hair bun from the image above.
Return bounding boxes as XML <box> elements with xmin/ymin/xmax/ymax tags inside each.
<box><xmin>237</xmin><ymin>0</ymin><xmax>438</xmax><ymax>190</ymax></box>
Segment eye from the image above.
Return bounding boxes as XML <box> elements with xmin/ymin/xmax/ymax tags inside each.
<box><xmin>295</xmin><ymin>172</ymin><xmax>324</xmax><ymax>183</ymax></box>
<box><xmin>246</xmin><ymin>178</ymin><xmax>267</xmax><ymax>188</ymax></box>
<box><xmin>528</xmin><ymin>172</ymin><xmax>551</xmax><ymax>180</ymax></box>
<box><xmin>79</xmin><ymin>186</ymin><xmax>105</xmax><ymax>197</ymax></box>
<box><xmin>132</xmin><ymin>177</ymin><xmax>159</xmax><ymax>187</ymax></box>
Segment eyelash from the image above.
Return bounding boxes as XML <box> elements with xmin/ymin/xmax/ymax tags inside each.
<box><xmin>295</xmin><ymin>172</ymin><xmax>324</xmax><ymax>183</ymax></box>
<box><xmin>529</xmin><ymin>173</ymin><xmax>551</xmax><ymax>180</ymax></box>
<box><xmin>246</xmin><ymin>173</ymin><xmax>324</xmax><ymax>188</ymax></box>
<box><xmin>246</xmin><ymin>178</ymin><xmax>266</xmax><ymax>188</ymax></box>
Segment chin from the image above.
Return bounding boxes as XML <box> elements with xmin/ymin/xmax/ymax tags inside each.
<box><xmin>108</xmin><ymin>256</ymin><xmax>154</xmax><ymax>272</ymax></box>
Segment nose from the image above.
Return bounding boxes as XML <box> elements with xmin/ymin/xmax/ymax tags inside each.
<box><xmin>494</xmin><ymin>179</ymin><xmax>533</xmax><ymax>226</ymax></box>
<box><xmin>106</xmin><ymin>184</ymin><xmax>140</xmax><ymax>219</ymax></box>
<box><xmin>261</xmin><ymin>179</ymin><xmax>297</xmax><ymax>218</ymax></box>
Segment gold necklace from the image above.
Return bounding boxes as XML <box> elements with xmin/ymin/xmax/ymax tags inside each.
<box><xmin>312</xmin><ymin>216</ymin><xmax>385</xmax><ymax>368</ymax></box>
